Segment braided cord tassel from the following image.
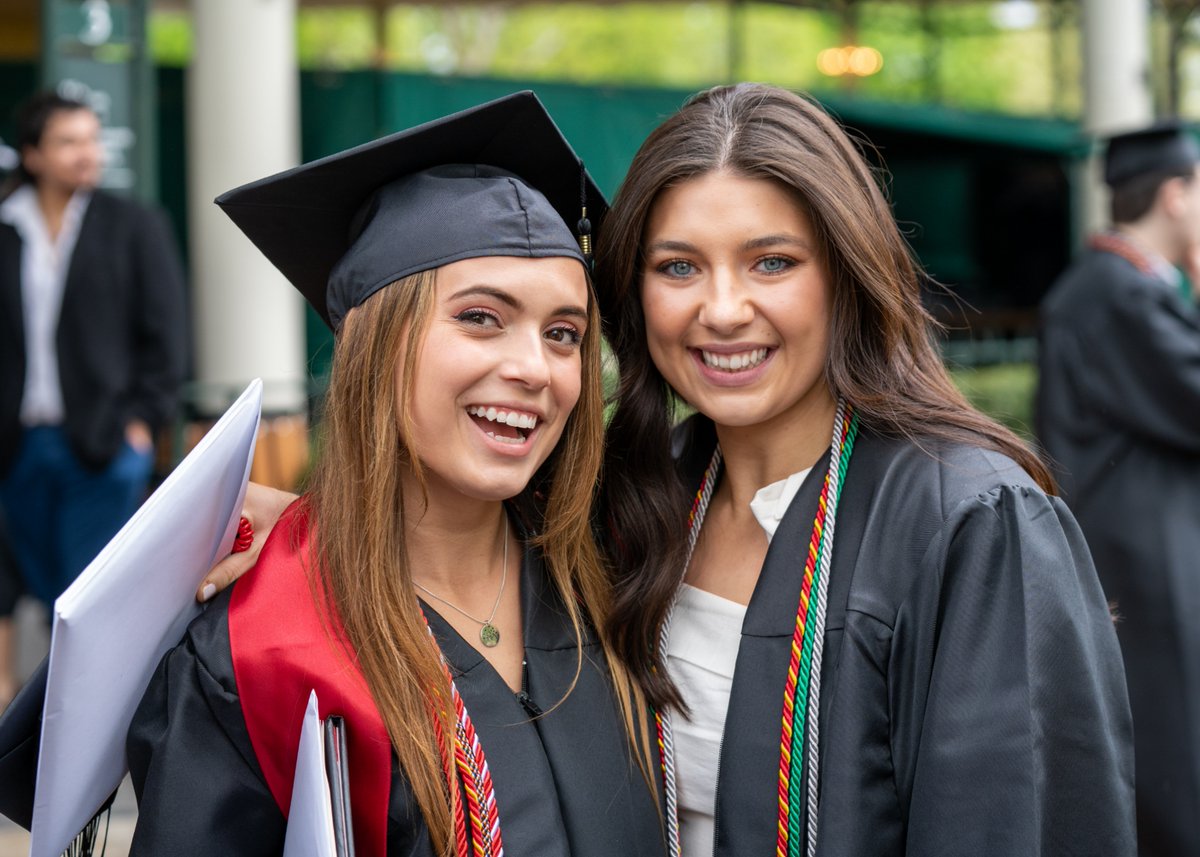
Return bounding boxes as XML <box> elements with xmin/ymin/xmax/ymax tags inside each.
<box><xmin>421</xmin><ymin>609</ymin><xmax>505</xmax><ymax>857</ymax></box>
<box><xmin>656</xmin><ymin>447</ymin><xmax>722</xmax><ymax>857</ymax></box>
<box><xmin>430</xmin><ymin>696</ymin><xmax>470</xmax><ymax>857</ymax></box>
<box><xmin>803</xmin><ymin>409</ymin><xmax>858</xmax><ymax>856</ymax></box>
<box><xmin>777</xmin><ymin>437</ymin><xmax>834</xmax><ymax>856</ymax></box>
<box><xmin>777</xmin><ymin>401</ymin><xmax>857</xmax><ymax>857</ymax></box>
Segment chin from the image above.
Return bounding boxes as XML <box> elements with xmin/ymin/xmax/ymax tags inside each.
<box><xmin>448</xmin><ymin>471</ymin><xmax>536</xmax><ymax>504</ymax></box>
<box><xmin>685</xmin><ymin>395</ymin><xmax>766</xmax><ymax>428</ymax></box>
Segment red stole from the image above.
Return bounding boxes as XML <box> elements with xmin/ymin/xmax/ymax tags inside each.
<box><xmin>1088</xmin><ymin>231</ymin><xmax>1155</xmax><ymax>275</ymax></box>
<box><xmin>228</xmin><ymin>501</ymin><xmax>391</xmax><ymax>857</ymax></box>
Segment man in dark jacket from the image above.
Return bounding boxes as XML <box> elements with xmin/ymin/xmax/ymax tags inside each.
<box><xmin>0</xmin><ymin>91</ymin><xmax>187</xmax><ymax>606</ymax></box>
<box><xmin>1037</xmin><ymin>122</ymin><xmax>1200</xmax><ymax>857</ymax></box>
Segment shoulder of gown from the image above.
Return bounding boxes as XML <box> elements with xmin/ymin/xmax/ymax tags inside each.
<box><xmin>711</xmin><ymin>427</ymin><xmax>1136</xmax><ymax>856</ymax></box>
<box><xmin>840</xmin><ymin>431</ymin><xmax>1137</xmax><ymax>855</ymax></box>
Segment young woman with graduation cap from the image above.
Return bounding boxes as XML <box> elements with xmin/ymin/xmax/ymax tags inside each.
<box><xmin>124</xmin><ymin>93</ymin><xmax>664</xmax><ymax>857</ymax></box>
<box><xmin>211</xmin><ymin>84</ymin><xmax>1136</xmax><ymax>856</ymax></box>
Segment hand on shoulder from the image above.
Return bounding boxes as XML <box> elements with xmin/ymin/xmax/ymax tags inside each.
<box><xmin>197</xmin><ymin>482</ymin><xmax>297</xmax><ymax>602</ymax></box>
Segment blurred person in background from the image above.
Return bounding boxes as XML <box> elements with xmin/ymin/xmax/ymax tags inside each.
<box><xmin>0</xmin><ymin>91</ymin><xmax>187</xmax><ymax>611</ymax></box>
<box><xmin>1037</xmin><ymin>121</ymin><xmax>1200</xmax><ymax>857</ymax></box>
<box><xmin>0</xmin><ymin>513</ymin><xmax>18</xmax><ymax>710</ymax></box>
<box><xmin>0</xmin><ymin>137</ymin><xmax>19</xmax><ymax>711</ymax></box>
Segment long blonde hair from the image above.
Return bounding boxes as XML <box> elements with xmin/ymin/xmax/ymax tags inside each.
<box><xmin>307</xmin><ymin>267</ymin><xmax>653</xmax><ymax>855</ymax></box>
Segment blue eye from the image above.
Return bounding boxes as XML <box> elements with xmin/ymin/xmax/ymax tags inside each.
<box><xmin>658</xmin><ymin>259</ymin><xmax>696</xmax><ymax>278</ymax></box>
<box><xmin>756</xmin><ymin>256</ymin><xmax>793</xmax><ymax>274</ymax></box>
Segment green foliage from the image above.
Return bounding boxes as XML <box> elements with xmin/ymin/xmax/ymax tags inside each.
<box><xmin>296</xmin><ymin>9</ymin><xmax>379</xmax><ymax>69</ymax></box>
<box><xmin>147</xmin><ymin>10</ymin><xmax>191</xmax><ymax>66</ymax></box>
<box><xmin>148</xmin><ymin>2</ymin><xmax>1080</xmax><ymax>119</ymax></box>
<box><xmin>386</xmin><ymin>3</ymin><xmax>735</xmax><ymax>86</ymax></box>
<box><xmin>374</xmin><ymin>2</ymin><xmax>1077</xmax><ymax>118</ymax></box>
<box><xmin>949</xmin><ymin>362</ymin><xmax>1037</xmax><ymax>438</ymax></box>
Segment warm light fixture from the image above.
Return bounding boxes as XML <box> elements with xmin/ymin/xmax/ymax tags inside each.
<box><xmin>817</xmin><ymin>45</ymin><xmax>884</xmax><ymax>77</ymax></box>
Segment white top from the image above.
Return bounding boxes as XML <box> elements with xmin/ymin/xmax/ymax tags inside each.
<box><xmin>666</xmin><ymin>465</ymin><xmax>812</xmax><ymax>857</ymax></box>
<box><xmin>0</xmin><ymin>185</ymin><xmax>91</xmax><ymax>425</ymax></box>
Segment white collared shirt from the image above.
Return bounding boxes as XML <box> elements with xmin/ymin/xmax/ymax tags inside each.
<box><xmin>0</xmin><ymin>185</ymin><xmax>92</xmax><ymax>425</ymax></box>
<box><xmin>667</xmin><ymin>465</ymin><xmax>812</xmax><ymax>857</ymax></box>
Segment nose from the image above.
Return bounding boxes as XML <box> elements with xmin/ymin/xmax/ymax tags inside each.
<box><xmin>499</xmin><ymin>328</ymin><xmax>553</xmax><ymax>390</ymax></box>
<box><xmin>697</xmin><ymin>267</ymin><xmax>754</xmax><ymax>333</ymax></box>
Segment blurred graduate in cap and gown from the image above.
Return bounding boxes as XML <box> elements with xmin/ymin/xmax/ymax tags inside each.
<box><xmin>1037</xmin><ymin>121</ymin><xmax>1200</xmax><ymax>857</ymax></box>
<box><xmin>124</xmin><ymin>92</ymin><xmax>664</xmax><ymax>857</ymax></box>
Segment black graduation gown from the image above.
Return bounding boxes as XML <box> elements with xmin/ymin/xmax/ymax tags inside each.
<box><xmin>0</xmin><ymin>657</ymin><xmax>46</xmax><ymax>829</ymax></box>
<box><xmin>126</xmin><ymin>544</ymin><xmax>664</xmax><ymax>857</ymax></box>
<box><xmin>1037</xmin><ymin>248</ymin><xmax>1200</xmax><ymax>857</ymax></box>
<box><xmin>673</xmin><ymin>417</ymin><xmax>1135</xmax><ymax>856</ymax></box>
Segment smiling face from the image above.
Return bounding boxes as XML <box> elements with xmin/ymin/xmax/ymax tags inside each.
<box><xmin>401</xmin><ymin>254</ymin><xmax>589</xmax><ymax>504</ymax></box>
<box><xmin>640</xmin><ymin>170</ymin><xmax>835</xmax><ymax>435</ymax></box>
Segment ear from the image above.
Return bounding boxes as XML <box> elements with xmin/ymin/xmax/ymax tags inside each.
<box><xmin>1159</xmin><ymin>176</ymin><xmax>1190</xmax><ymax>219</ymax></box>
<box><xmin>19</xmin><ymin>145</ymin><xmax>41</xmax><ymax>178</ymax></box>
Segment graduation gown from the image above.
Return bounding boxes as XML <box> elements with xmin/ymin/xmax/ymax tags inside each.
<box><xmin>1037</xmin><ymin>247</ymin><xmax>1200</xmax><ymax>857</ymax></box>
<box><xmin>126</xmin><ymin>506</ymin><xmax>663</xmax><ymax>857</ymax></box>
<box><xmin>673</xmin><ymin>417</ymin><xmax>1135</xmax><ymax>856</ymax></box>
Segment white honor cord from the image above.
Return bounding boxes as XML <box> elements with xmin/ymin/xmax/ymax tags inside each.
<box><xmin>658</xmin><ymin>445</ymin><xmax>722</xmax><ymax>857</ymax></box>
<box><xmin>803</xmin><ymin>398</ymin><xmax>848</xmax><ymax>857</ymax></box>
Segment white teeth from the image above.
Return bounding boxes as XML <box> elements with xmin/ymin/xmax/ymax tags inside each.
<box><xmin>468</xmin><ymin>406</ymin><xmax>538</xmax><ymax>430</ymax></box>
<box><xmin>484</xmin><ymin>431</ymin><xmax>525</xmax><ymax>445</ymax></box>
<box><xmin>701</xmin><ymin>348</ymin><xmax>768</xmax><ymax>372</ymax></box>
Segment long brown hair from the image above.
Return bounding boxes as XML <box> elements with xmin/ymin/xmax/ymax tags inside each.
<box><xmin>307</xmin><ymin>267</ymin><xmax>653</xmax><ymax>855</ymax></box>
<box><xmin>596</xmin><ymin>83</ymin><xmax>1056</xmax><ymax>711</ymax></box>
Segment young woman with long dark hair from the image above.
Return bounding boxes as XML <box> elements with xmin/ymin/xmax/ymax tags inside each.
<box><xmin>595</xmin><ymin>83</ymin><xmax>1133</xmax><ymax>857</ymax></box>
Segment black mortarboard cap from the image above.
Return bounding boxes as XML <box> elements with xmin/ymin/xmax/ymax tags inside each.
<box><xmin>1104</xmin><ymin>120</ymin><xmax>1200</xmax><ymax>187</ymax></box>
<box><xmin>216</xmin><ymin>91</ymin><xmax>606</xmax><ymax>330</ymax></box>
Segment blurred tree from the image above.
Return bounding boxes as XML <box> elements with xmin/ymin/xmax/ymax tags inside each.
<box><xmin>1158</xmin><ymin>0</ymin><xmax>1200</xmax><ymax>115</ymax></box>
<box><xmin>146</xmin><ymin>2</ymin><xmax>1096</xmax><ymax>119</ymax></box>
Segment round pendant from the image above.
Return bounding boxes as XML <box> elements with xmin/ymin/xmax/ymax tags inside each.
<box><xmin>480</xmin><ymin>623</ymin><xmax>500</xmax><ymax>648</ymax></box>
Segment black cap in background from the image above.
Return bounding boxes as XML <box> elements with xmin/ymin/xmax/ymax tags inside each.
<box><xmin>1104</xmin><ymin>120</ymin><xmax>1200</xmax><ymax>187</ymax></box>
<box><xmin>216</xmin><ymin>91</ymin><xmax>606</xmax><ymax>330</ymax></box>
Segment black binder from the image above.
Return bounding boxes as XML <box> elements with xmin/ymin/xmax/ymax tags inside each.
<box><xmin>323</xmin><ymin>716</ymin><xmax>356</xmax><ymax>857</ymax></box>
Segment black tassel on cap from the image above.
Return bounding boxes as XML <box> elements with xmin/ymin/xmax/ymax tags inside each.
<box><xmin>577</xmin><ymin>158</ymin><xmax>593</xmax><ymax>268</ymax></box>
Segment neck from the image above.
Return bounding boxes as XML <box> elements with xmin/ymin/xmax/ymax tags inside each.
<box><xmin>34</xmin><ymin>182</ymin><xmax>76</xmax><ymax>238</ymax></box>
<box><xmin>401</xmin><ymin>478</ymin><xmax>509</xmax><ymax>595</ymax></box>
<box><xmin>1115</xmin><ymin>220</ymin><xmax>1181</xmax><ymax>267</ymax></box>
<box><xmin>712</xmin><ymin>390</ymin><xmax>838</xmax><ymax>513</ymax></box>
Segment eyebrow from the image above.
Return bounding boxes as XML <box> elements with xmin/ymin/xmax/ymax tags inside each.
<box><xmin>644</xmin><ymin>239</ymin><xmax>698</xmax><ymax>255</ymax></box>
<box><xmin>447</xmin><ymin>285</ymin><xmax>588</xmax><ymax>322</ymax></box>
<box><xmin>448</xmin><ymin>285</ymin><xmax>522</xmax><ymax>308</ymax></box>
<box><xmin>743</xmin><ymin>234</ymin><xmax>813</xmax><ymax>252</ymax></box>
<box><xmin>645</xmin><ymin>234</ymin><xmax>813</xmax><ymax>255</ymax></box>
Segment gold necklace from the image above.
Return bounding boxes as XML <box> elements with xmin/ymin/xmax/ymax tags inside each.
<box><xmin>413</xmin><ymin>517</ymin><xmax>508</xmax><ymax>648</ymax></box>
